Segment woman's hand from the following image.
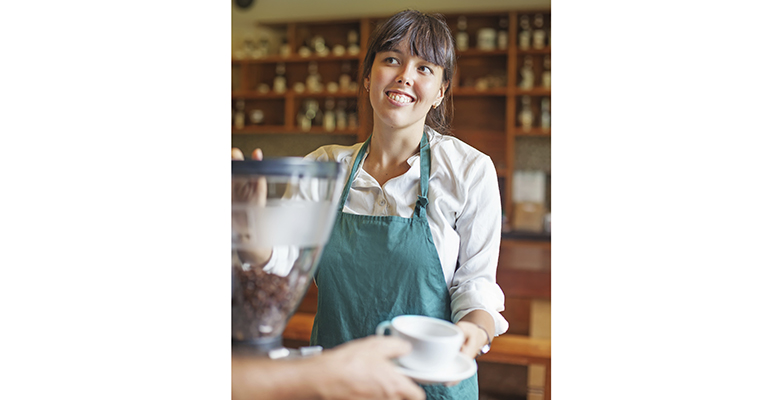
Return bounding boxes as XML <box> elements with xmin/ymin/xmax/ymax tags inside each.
<box><xmin>444</xmin><ymin>312</ymin><xmax>495</xmax><ymax>386</ymax></box>
<box><xmin>455</xmin><ymin>321</ymin><xmax>491</xmax><ymax>359</ymax></box>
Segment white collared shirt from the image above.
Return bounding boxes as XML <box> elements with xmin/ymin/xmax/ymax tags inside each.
<box><xmin>305</xmin><ymin>127</ymin><xmax>509</xmax><ymax>336</ymax></box>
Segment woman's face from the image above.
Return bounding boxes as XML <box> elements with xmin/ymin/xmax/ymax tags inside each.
<box><xmin>365</xmin><ymin>40</ymin><xmax>446</xmax><ymax>131</ymax></box>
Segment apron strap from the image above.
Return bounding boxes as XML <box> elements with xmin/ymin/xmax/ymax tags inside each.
<box><xmin>336</xmin><ymin>130</ymin><xmax>431</xmax><ymax>219</ymax></box>
<box><xmin>336</xmin><ymin>136</ymin><xmax>371</xmax><ymax>214</ymax></box>
<box><xmin>413</xmin><ymin>129</ymin><xmax>431</xmax><ymax>219</ymax></box>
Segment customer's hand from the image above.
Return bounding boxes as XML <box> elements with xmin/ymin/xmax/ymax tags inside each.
<box><xmin>231</xmin><ymin>147</ymin><xmax>272</xmax><ymax>267</ymax></box>
<box><xmin>231</xmin><ymin>147</ymin><xmax>263</xmax><ymax>161</ymax></box>
<box><xmin>232</xmin><ymin>336</ymin><xmax>425</xmax><ymax>400</ymax></box>
<box><xmin>306</xmin><ymin>336</ymin><xmax>426</xmax><ymax>400</ymax></box>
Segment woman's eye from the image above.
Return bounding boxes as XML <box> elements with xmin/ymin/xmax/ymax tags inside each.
<box><xmin>384</xmin><ymin>57</ymin><xmax>398</xmax><ymax>64</ymax></box>
<box><xmin>418</xmin><ymin>65</ymin><xmax>433</xmax><ymax>74</ymax></box>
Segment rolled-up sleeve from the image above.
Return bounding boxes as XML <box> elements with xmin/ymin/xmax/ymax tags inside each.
<box><xmin>449</xmin><ymin>155</ymin><xmax>509</xmax><ymax>336</ymax></box>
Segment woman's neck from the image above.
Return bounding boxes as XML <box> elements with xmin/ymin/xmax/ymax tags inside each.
<box><xmin>364</xmin><ymin>121</ymin><xmax>424</xmax><ymax>187</ymax></box>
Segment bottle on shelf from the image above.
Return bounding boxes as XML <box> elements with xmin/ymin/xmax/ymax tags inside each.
<box><xmin>323</xmin><ymin>98</ymin><xmax>336</xmax><ymax>132</ymax></box>
<box><xmin>519</xmin><ymin>55</ymin><xmax>535</xmax><ymax>90</ymax></box>
<box><xmin>540</xmin><ymin>98</ymin><xmax>551</xmax><ymax>131</ymax></box>
<box><xmin>306</xmin><ymin>61</ymin><xmax>323</xmax><ymax>93</ymax></box>
<box><xmin>256</xmin><ymin>83</ymin><xmax>270</xmax><ymax>94</ymax></box>
<box><xmin>533</xmin><ymin>14</ymin><xmax>546</xmax><ymax>50</ymax></box>
<box><xmin>274</xmin><ymin>63</ymin><xmax>287</xmax><ymax>94</ymax></box>
<box><xmin>311</xmin><ymin>99</ymin><xmax>324</xmax><ymax>127</ymax></box>
<box><xmin>279</xmin><ymin>37</ymin><xmax>291</xmax><ymax>57</ymax></box>
<box><xmin>541</xmin><ymin>55</ymin><xmax>551</xmax><ymax>89</ymax></box>
<box><xmin>249</xmin><ymin>109</ymin><xmax>265</xmax><ymax>125</ymax></box>
<box><xmin>297</xmin><ymin>99</ymin><xmax>316</xmax><ymax>132</ymax></box>
<box><xmin>241</xmin><ymin>35</ymin><xmax>258</xmax><ymax>59</ymax></box>
<box><xmin>519</xmin><ymin>95</ymin><xmax>534</xmax><ymax>132</ymax></box>
<box><xmin>455</xmin><ymin>16</ymin><xmax>470</xmax><ymax>51</ymax></box>
<box><xmin>339</xmin><ymin>62</ymin><xmax>353</xmax><ymax>92</ymax></box>
<box><xmin>497</xmin><ymin>17</ymin><xmax>509</xmax><ymax>50</ymax></box>
<box><xmin>347</xmin><ymin>30</ymin><xmax>360</xmax><ymax>55</ymax></box>
<box><xmin>518</xmin><ymin>15</ymin><xmax>531</xmax><ymax>50</ymax></box>
<box><xmin>477</xmin><ymin>26</ymin><xmax>497</xmax><ymax>51</ymax></box>
<box><xmin>298</xmin><ymin>36</ymin><xmax>312</xmax><ymax>57</ymax></box>
<box><xmin>255</xmin><ymin>37</ymin><xmax>270</xmax><ymax>58</ymax></box>
<box><xmin>311</xmin><ymin>35</ymin><xmax>329</xmax><ymax>56</ymax></box>
<box><xmin>336</xmin><ymin>100</ymin><xmax>348</xmax><ymax>130</ymax></box>
<box><xmin>234</xmin><ymin>99</ymin><xmax>246</xmax><ymax>130</ymax></box>
<box><xmin>347</xmin><ymin>111</ymin><xmax>358</xmax><ymax>130</ymax></box>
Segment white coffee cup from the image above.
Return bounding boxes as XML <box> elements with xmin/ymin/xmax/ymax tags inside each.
<box><xmin>375</xmin><ymin>315</ymin><xmax>464</xmax><ymax>372</ymax></box>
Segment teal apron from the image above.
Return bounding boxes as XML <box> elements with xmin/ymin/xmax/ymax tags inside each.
<box><xmin>310</xmin><ymin>131</ymin><xmax>478</xmax><ymax>399</ymax></box>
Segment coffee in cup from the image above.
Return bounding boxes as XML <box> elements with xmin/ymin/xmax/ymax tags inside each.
<box><xmin>375</xmin><ymin>315</ymin><xmax>464</xmax><ymax>372</ymax></box>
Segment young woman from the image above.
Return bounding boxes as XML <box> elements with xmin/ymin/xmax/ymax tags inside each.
<box><xmin>304</xmin><ymin>10</ymin><xmax>509</xmax><ymax>399</ymax></box>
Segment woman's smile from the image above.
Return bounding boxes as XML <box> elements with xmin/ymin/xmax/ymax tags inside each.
<box><xmin>385</xmin><ymin>90</ymin><xmax>415</xmax><ymax>105</ymax></box>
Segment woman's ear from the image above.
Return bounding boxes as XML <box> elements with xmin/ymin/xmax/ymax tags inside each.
<box><xmin>434</xmin><ymin>83</ymin><xmax>448</xmax><ymax>106</ymax></box>
<box><xmin>364</xmin><ymin>76</ymin><xmax>370</xmax><ymax>92</ymax></box>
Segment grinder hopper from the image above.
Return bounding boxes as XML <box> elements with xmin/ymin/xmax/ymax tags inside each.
<box><xmin>231</xmin><ymin>158</ymin><xmax>342</xmax><ymax>357</ymax></box>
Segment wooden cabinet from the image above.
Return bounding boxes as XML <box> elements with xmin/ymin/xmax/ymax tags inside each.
<box><xmin>231</xmin><ymin>10</ymin><xmax>551</xmax><ymax>230</ymax></box>
<box><xmin>231</xmin><ymin>19</ymin><xmax>371</xmax><ymax>137</ymax></box>
<box><xmin>439</xmin><ymin>11</ymin><xmax>551</xmax><ymax>229</ymax></box>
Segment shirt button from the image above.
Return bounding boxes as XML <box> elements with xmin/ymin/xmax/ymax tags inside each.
<box><xmin>379</xmin><ymin>199</ymin><xmax>386</xmax><ymax>206</ymax></box>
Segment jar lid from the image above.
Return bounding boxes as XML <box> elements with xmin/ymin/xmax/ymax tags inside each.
<box><xmin>232</xmin><ymin>158</ymin><xmax>340</xmax><ymax>179</ymax></box>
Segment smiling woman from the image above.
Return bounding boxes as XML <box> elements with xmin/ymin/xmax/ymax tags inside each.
<box><xmin>290</xmin><ymin>10</ymin><xmax>509</xmax><ymax>400</ymax></box>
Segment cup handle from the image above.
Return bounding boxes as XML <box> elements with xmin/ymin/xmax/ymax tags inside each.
<box><xmin>375</xmin><ymin>321</ymin><xmax>392</xmax><ymax>336</ymax></box>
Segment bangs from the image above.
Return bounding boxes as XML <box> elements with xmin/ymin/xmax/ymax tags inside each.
<box><xmin>375</xmin><ymin>14</ymin><xmax>453</xmax><ymax>70</ymax></box>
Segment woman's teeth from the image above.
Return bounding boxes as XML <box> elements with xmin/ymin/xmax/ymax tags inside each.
<box><xmin>387</xmin><ymin>92</ymin><xmax>413</xmax><ymax>104</ymax></box>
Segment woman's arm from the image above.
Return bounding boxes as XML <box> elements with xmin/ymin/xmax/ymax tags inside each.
<box><xmin>450</xmin><ymin>153</ymin><xmax>509</xmax><ymax>345</ymax></box>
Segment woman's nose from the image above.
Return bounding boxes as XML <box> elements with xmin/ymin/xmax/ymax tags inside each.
<box><xmin>396</xmin><ymin>68</ymin><xmax>413</xmax><ymax>86</ymax></box>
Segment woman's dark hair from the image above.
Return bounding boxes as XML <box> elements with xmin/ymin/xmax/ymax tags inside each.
<box><xmin>361</xmin><ymin>10</ymin><xmax>456</xmax><ymax>135</ymax></box>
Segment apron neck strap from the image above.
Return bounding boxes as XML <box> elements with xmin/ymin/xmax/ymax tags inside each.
<box><xmin>414</xmin><ymin>129</ymin><xmax>431</xmax><ymax>218</ymax></box>
<box><xmin>337</xmin><ymin>129</ymin><xmax>432</xmax><ymax>218</ymax></box>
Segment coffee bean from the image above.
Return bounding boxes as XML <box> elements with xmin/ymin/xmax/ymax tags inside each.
<box><xmin>232</xmin><ymin>262</ymin><xmax>306</xmax><ymax>341</ymax></box>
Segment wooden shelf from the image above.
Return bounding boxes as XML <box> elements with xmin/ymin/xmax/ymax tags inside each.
<box><xmin>457</xmin><ymin>48</ymin><xmax>508</xmax><ymax>57</ymax></box>
<box><xmin>231</xmin><ymin>91</ymin><xmax>287</xmax><ymax>99</ymax></box>
<box><xmin>518</xmin><ymin>47</ymin><xmax>551</xmax><ymax>55</ymax></box>
<box><xmin>232</xmin><ymin>54</ymin><xmax>361</xmax><ymax>64</ymax></box>
<box><xmin>232</xmin><ymin>125</ymin><xmax>287</xmax><ymax>134</ymax></box>
<box><xmin>233</xmin><ymin>126</ymin><xmax>359</xmax><ymax>135</ymax></box>
<box><xmin>232</xmin><ymin>90</ymin><xmax>360</xmax><ymax>99</ymax></box>
<box><xmin>293</xmin><ymin>91</ymin><xmax>359</xmax><ymax>99</ymax></box>
<box><xmin>453</xmin><ymin>87</ymin><xmax>507</xmax><ymax>97</ymax></box>
<box><xmin>515</xmin><ymin>87</ymin><xmax>551</xmax><ymax>96</ymax></box>
<box><xmin>515</xmin><ymin>128</ymin><xmax>551</xmax><ymax>137</ymax></box>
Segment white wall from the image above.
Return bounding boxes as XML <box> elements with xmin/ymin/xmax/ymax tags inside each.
<box><xmin>232</xmin><ymin>0</ymin><xmax>551</xmax><ymax>51</ymax></box>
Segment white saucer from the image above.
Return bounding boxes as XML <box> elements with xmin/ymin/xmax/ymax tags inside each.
<box><xmin>394</xmin><ymin>354</ymin><xmax>477</xmax><ymax>385</ymax></box>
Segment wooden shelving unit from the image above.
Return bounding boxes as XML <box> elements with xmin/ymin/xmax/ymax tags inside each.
<box><xmin>232</xmin><ymin>10</ymin><xmax>551</xmax><ymax>231</ymax></box>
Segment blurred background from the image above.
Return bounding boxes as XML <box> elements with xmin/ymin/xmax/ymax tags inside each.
<box><xmin>233</xmin><ymin>1</ymin><xmax>551</xmax><ymax>399</ymax></box>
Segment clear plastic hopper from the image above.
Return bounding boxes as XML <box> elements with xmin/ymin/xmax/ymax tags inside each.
<box><xmin>232</xmin><ymin>158</ymin><xmax>342</xmax><ymax>357</ymax></box>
